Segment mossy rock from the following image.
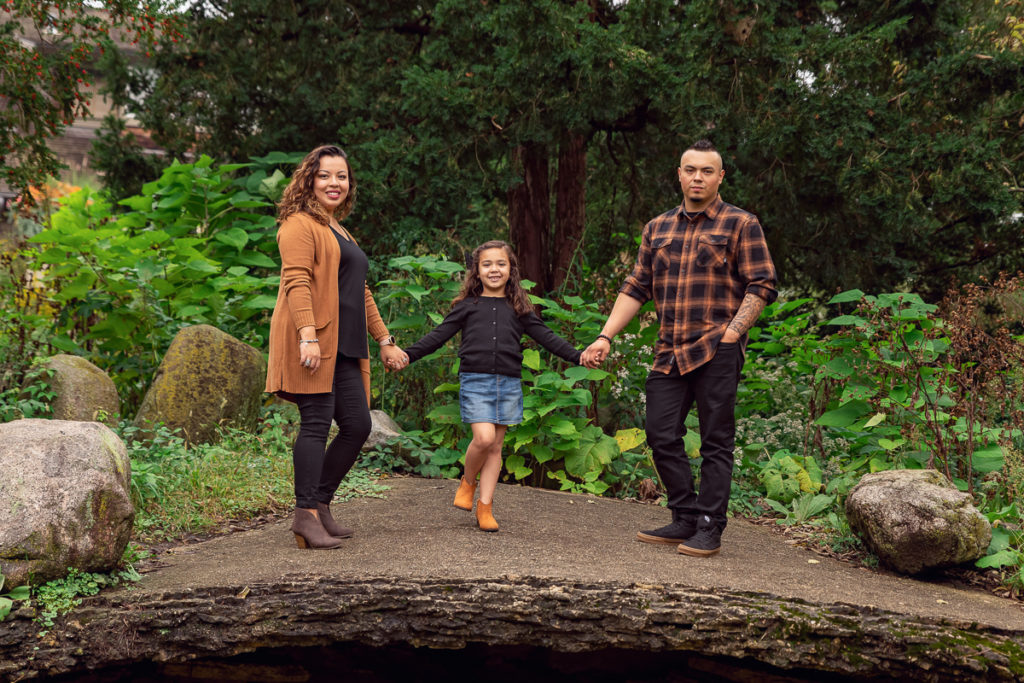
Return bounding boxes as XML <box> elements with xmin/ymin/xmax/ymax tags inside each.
<box><xmin>845</xmin><ymin>468</ymin><xmax>991</xmax><ymax>574</ymax></box>
<box><xmin>36</xmin><ymin>354</ymin><xmax>120</xmax><ymax>423</ymax></box>
<box><xmin>133</xmin><ymin>325</ymin><xmax>266</xmax><ymax>444</ymax></box>
<box><xmin>0</xmin><ymin>419</ymin><xmax>133</xmax><ymax>589</ymax></box>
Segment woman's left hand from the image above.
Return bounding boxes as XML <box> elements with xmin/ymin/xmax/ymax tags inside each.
<box><xmin>381</xmin><ymin>344</ymin><xmax>409</xmax><ymax>372</ymax></box>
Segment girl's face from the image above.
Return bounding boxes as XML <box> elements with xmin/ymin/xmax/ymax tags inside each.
<box><xmin>477</xmin><ymin>247</ymin><xmax>511</xmax><ymax>296</ymax></box>
<box><xmin>313</xmin><ymin>155</ymin><xmax>350</xmax><ymax>214</ymax></box>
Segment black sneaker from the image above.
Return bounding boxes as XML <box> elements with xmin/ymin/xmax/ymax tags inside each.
<box><xmin>677</xmin><ymin>515</ymin><xmax>722</xmax><ymax>557</ymax></box>
<box><xmin>637</xmin><ymin>517</ymin><xmax>696</xmax><ymax>545</ymax></box>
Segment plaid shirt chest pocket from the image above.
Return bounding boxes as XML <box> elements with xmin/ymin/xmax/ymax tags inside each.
<box><xmin>651</xmin><ymin>236</ymin><xmax>679</xmax><ymax>275</ymax></box>
<box><xmin>696</xmin><ymin>233</ymin><xmax>729</xmax><ymax>269</ymax></box>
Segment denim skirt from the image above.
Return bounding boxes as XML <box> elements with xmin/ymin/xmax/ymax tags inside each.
<box><xmin>459</xmin><ymin>372</ymin><xmax>523</xmax><ymax>425</ymax></box>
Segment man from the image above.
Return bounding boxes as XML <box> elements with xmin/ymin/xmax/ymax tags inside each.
<box><xmin>581</xmin><ymin>140</ymin><xmax>777</xmax><ymax>557</ymax></box>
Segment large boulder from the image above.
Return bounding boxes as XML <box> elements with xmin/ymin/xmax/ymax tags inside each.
<box><xmin>134</xmin><ymin>325</ymin><xmax>266</xmax><ymax>444</ymax></box>
<box><xmin>37</xmin><ymin>354</ymin><xmax>120</xmax><ymax>423</ymax></box>
<box><xmin>0</xmin><ymin>419</ymin><xmax>134</xmax><ymax>589</ymax></box>
<box><xmin>845</xmin><ymin>469</ymin><xmax>991</xmax><ymax>575</ymax></box>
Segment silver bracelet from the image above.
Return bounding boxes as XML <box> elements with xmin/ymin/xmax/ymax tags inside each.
<box><xmin>299</xmin><ymin>339</ymin><xmax>319</xmax><ymax>344</ymax></box>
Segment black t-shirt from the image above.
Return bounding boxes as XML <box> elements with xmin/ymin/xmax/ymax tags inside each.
<box><xmin>404</xmin><ymin>296</ymin><xmax>580</xmax><ymax>377</ymax></box>
<box><xmin>332</xmin><ymin>228</ymin><xmax>369</xmax><ymax>359</ymax></box>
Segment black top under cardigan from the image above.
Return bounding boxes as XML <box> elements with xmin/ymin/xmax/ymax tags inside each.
<box><xmin>332</xmin><ymin>229</ymin><xmax>369</xmax><ymax>358</ymax></box>
<box><xmin>404</xmin><ymin>296</ymin><xmax>581</xmax><ymax>377</ymax></box>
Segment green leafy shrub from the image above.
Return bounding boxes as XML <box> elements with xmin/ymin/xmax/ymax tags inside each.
<box><xmin>27</xmin><ymin>155</ymin><xmax>293</xmax><ymax>411</ymax></box>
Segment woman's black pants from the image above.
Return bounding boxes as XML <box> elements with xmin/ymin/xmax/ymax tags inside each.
<box><xmin>291</xmin><ymin>357</ymin><xmax>371</xmax><ymax>509</ymax></box>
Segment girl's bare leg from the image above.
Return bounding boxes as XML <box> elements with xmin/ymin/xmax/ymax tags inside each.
<box><xmin>463</xmin><ymin>422</ymin><xmax>498</xmax><ymax>483</ymax></box>
<box><xmin>477</xmin><ymin>425</ymin><xmax>507</xmax><ymax>505</ymax></box>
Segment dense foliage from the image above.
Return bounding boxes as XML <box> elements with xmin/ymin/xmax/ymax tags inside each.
<box><xmin>96</xmin><ymin>0</ymin><xmax>1024</xmax><ymax>297</ymax></box>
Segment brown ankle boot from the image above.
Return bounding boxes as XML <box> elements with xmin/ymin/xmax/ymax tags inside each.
<box><xmin>291</xmin><ymin>508</ymin><xmax>344</xmax><ymax>549</ymax></box>
<box><xmin>453</xmin><ymin>477</ymin><xmax>477</xmax><ymax>510</ymax></box>
<box><xmin>476</xmin><ymin>501</ymin><xmax>499</xmax><ymax>532</ymax></box>
<box><xmin>316</xmin><ymin>502</ymin><xmax>353</xmax><ymax>539</ymax></box>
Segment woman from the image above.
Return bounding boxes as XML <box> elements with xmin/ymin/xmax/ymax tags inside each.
<box><xmin>265</xmin><ymin>144</ymin><xmax>407</xmax><ymax>550</ymax></box>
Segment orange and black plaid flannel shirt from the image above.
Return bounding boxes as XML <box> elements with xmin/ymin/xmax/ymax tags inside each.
<box><xmin>620</xmin><ymin>195</ymin><xmax>778</xmax><ymax>376</ymax></box>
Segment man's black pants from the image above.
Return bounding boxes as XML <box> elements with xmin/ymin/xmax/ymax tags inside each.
<box><xmin>644</xmin><ymin>341</ymin><xmax>743</xmax><ymax>528</ymax></box>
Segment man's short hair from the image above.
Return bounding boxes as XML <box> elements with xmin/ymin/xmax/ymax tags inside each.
<box><xmin>687</xmin><ymin>139</ymin><xmax>718</xmax><ymax>154</ymax></box>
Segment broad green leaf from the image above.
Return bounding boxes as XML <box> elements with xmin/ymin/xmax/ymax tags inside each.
<box><xmin>971</xmin><ymin>445</ymin><xmax>1004</xmax><ymax>473</ymax></box>
<box><xmin>214</xmin><ymin>227</ymin><xmax>250</xmax><ymax>249</ymax></box>
<box><xmin>683</xmin><ymin>431</ymin><xmax>701</xmax><ymax>458</ymax></box>
<box><xmin>186</xmin><ymin>259</ymin><xmax>219</xmax><ymax>274</ymax></box>
<box><xmin>827</xmin><ymin>315</ymin><xmax>865</xmax><ymax>326</ymax></box>
<box><xmin>522</xmin><ymin>348</ymin><xmax>541</xmax><ymax>371</ymax></box>
<box><xmin>531</xmin><ymin>444</ymin><xmax>554</xmax><ymax>463</ymax></box>
<box><xmin>404</xmin><ymin>284</ymin><xmax>430</xmax><ymax>301</ymax></box>
<box><xmin>235</xmin><ymin>252</ymin><xmax>278</xmax><ymax>268</ymax></box>
<box><xmin>388</xmin><ymin>314</ymin><xmax>427</xmax><ymax>329</ymax></box>
<box><xmin>827</xmin><ymin>289</ymin><xmax>865</xmax><ymax>304</ymax></box>
<box><xmin>815</xmin><ymin>400</ymin><xmax>870</xmax><ymax>427</ymax></box>
<box><xmin>505</xmin><ymin>454</ymin><xmax>532</xmax><ymax>480</ymax></box>
<box><xmin>975</xmin><ymin>549</ymin><xmax>1022</xmax><ymax>569</ymax></box>
<box><xmin>864</xmin><ymin>412</ymin><xmax>886</xmax><ymax>428</ymax></box>
<box><xmin>156</xmin><ymin>192</ymin><xmax>189</xmax><ymax>209</ymax></box>
<box><xmin>614</xmin><ymin>427</ymin><xmax>645</xmax><ymax>452</ymax></box>
<box><xmin>547</xmin><ymin>416</ymin><xmax>577</xmax><ymax>437</ymax></box>
<box><xmin>563</xmin><ymin>365</ymin><xmax>591</xmax><ymax>383</ymax></box>
<box><xmin>119</xmin><ymin>195</ymin><xmax>152</xmax><ymax>211</ymax></box>
<box><xmin>241</xmin><ymin>295</ymin><xmax>278</xmax><ymax>310</ymax></box>
<box><xmin>426</xmin><ymin>403</ymin><xmax>460</xmax><ymax>424</ymax></box>
<box><xmin>176</xmin><ymin>304</ymin><xmax>211</xmax><ymax>318</ymax></box>
<box><xmin>564</xmin><ymin>431</ymin><xmax>617</xmax><ymax>477</ymax></box>
<box><xmin>56</xmin><ymin>270</ymin><xmax>97</xmax><ymax>300</ymax></box>
<box><xmin>868</xmin><ymin>456</ymin><xmax>891</xmax><ymax>473</ymax></box>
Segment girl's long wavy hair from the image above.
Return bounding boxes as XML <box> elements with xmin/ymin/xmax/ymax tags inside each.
<box><xmin>453</xmin><ymin>240</ymin><xmax>533</xmax><ymax>316</ymax></box>
<box><xmin>277</xmin><ymin>145</ymin><xmax>357</xmax><ymax>225</ymax></box>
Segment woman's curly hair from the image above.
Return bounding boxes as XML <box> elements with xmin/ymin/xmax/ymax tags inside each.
<box><xmin>453</xmin><ymin>240</ymin><xmax>534</xmax><ymax>317</ymax></box>
<box><xmin>277</xmin><ymin>145</ymin><xmax>357</xmax><ymax>224</ymax></box>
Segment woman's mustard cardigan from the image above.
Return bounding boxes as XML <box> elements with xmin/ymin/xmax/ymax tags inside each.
<box><xmin>264</xmin><ymin>212</ymin><xmax>389</xmax><ymax>405</ymax></box>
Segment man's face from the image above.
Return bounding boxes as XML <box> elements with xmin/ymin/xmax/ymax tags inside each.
<box><xmin>677</xmin><ymin>150</ymin><xmax>724</xmax><ymax>207</ymax></box>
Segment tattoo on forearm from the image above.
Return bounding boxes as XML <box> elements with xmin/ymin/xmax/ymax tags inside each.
<box><xmin>727</xmin><ymin>294</ymin><xmax>767</xmax><ymax>336</ymax></box>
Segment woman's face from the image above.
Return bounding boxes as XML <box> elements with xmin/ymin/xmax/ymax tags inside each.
<box><xmin>477</xmin><ymin>247</ymin><xmax>511</xmax><ymax>296</ymax></box>
<box><xmin>312</xmin><ymin>155</ymin><xmax>350</xmax><ymax>214</ymax></box>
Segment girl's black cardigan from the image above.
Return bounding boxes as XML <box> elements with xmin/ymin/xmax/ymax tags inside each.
<box><xmin>404</xmin><ymin>296</ymin><xmax>581</xmax><ymax>377</ymax></box>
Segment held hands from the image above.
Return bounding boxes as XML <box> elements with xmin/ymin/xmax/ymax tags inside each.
<box><xmin>381</xmin><ymin>344</ymin><xmax>409</xmax><ymax>372</ymax></box>
<box><xmin>580</xmin><ymin>337</ymin><xmax>611</xmax><ymax>369</ymax></box>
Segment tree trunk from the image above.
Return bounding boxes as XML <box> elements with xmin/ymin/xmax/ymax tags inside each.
<box><xmin>552</xmin><ymin>131</ymin><xmax>586</xmax><ymax>292</ymax></box>
<box><xmin>507</xmin><ymin>142</ymin><xmax>551</xmax><ymax>292</ymax></box>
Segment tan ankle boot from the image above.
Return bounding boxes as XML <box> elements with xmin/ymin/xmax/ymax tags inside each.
<box><xmin>453</xmin><ymin>477</ymin><xmax>477</xmax><ymax>510</ymax></box>
<box><xmin>291</xmin><ymin>508</ymin><xmax>344</xmax><ymax>549</ymax></box>
<box><xmin>476</xmin><ymin>501</ymin><xmax>499</xmax><ymax>532</ymax></box>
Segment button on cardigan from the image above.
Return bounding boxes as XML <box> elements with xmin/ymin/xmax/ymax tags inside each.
<box><xmin>264</xmin><ymin>212</ymin><xmax>390</xmax><ymax>403</ymax></box>
<box><xmin>404</xmin><ymin>296</ymin><xmax>581</xmax><ymax>377</ymax></box>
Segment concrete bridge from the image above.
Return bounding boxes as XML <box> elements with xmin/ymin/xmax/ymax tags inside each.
<box><xmin>2</xmin><ymin>477</ymin><xmax>1022</xmax><ymax>681</ymax></box>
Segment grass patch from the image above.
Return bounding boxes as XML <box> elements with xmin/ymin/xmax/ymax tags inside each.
<box><xmin>119</xmin><ymin>404</ymin><xmax>390</xmax><ymax>543</ymax></box>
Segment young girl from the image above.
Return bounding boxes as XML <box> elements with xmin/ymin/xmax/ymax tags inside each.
<box><xmin>396</xmin><ymin>240</ymin><xmax>581</xmax><ymax>532</ymax></box>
